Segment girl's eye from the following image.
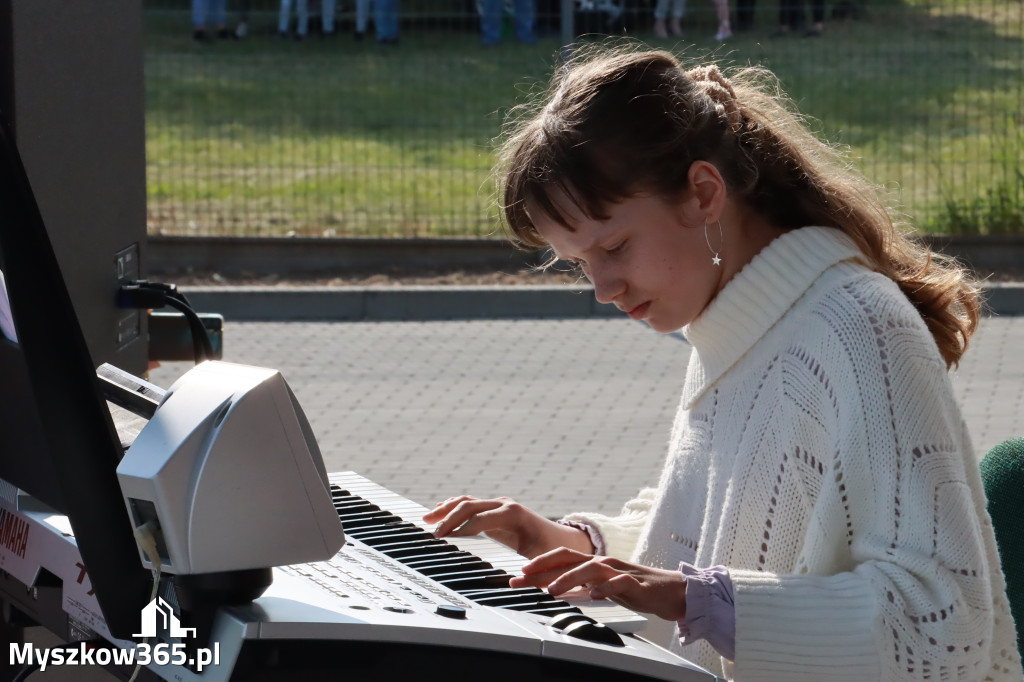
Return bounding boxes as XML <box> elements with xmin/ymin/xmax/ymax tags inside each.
<box><xmin>606</xmin><ymin>241</ymin><xmax>626</xmax><ymax>255</ymax></box>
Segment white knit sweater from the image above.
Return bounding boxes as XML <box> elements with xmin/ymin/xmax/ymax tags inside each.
<box><xmin>565</xmin><ymin>227</ymin><xmax>1022</xmax><ymax>681</ymax></box>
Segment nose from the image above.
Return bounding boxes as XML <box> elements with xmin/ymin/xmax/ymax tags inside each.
<box><xmin>588</xmin><ymin>262</ymin><xmax>626</xmax><ymax>305</ymax></box>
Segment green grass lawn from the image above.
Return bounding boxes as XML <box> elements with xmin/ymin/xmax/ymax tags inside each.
<box><xmin>144</xmin><ymin>0</ymin><xmax>1024</xmax><ymax>236</ymax></box>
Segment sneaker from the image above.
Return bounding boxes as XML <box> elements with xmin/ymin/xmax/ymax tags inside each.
<box><xmin>234</xmin><ymin>22</ymin><xmax>248</xmax><ymax>39</ymax></box>
<box><xmin>193</xmin><ymin>28</ymin><xmax>210</xmax><ymax>43</ymax></box>
<box><xmin>714</xmin><ymin>28</ymin><xmax>732</xmax><ymax>40</ymax></box>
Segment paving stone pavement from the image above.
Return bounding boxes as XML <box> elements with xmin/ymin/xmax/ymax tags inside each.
<box><xmin>149</xmin><ymin>316</ymin><xmax>1024</xmax><ymax>520</ymax></box>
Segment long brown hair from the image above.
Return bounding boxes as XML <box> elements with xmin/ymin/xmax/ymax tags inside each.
<box><xmin>496</xmin><ymin>46</ymin><xmax>980</xmax><ymax>367</ymax></box>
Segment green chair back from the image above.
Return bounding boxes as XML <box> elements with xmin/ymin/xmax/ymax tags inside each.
<box><xmin>981</xmin><ymin>437</ymin><xmax>1024</xmax><ymax>661</ymax></box>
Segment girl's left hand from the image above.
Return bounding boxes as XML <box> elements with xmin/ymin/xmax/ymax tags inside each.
<box><xmin>509</xmin><ymin>548</ymin><xmax>688</xmax><ymax>622</ymax></box>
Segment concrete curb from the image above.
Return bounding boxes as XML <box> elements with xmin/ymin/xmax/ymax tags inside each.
<box><xmin>151</xmin><ymin>234</ymin><xmax>1024</xmax><ymax>279</ymax></box>
<box><xmin>982</xmin><ymin>283</ymin><xmax>1024</xmax><ymax>316</ymax></box>
<box><xmin>180</xmin><ymin>282</ymin><xmax>1024</xmax><ymax>322</ymax></box>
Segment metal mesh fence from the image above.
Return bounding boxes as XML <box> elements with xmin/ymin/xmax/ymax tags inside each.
<box><xmin>146</xmin><ymin>0</ymin><xmax>1023</xmax><ymax>237</ymax></box>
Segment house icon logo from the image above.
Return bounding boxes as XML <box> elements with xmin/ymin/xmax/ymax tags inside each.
<box><xmin>134</xmin><ymin>597</ymin><xmax>197</xmax><ymax>639</ymax></box>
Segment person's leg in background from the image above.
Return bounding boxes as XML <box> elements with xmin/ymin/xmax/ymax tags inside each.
<box><xmin>734</xmin><ymin>0</ymin><xmax>754</xmax><ymax>31</ymax></box>
<box><xmin>713</xmin><ymin>0</ymin><xmax>731</xmax><ymax>40</ymax></box>
<box><xmin>513</xmin><ymin>0</ymin><xmax>536</xmax><ymax>43</ymax></box>
<box><xmin>774</xmin><ymin>0</ymin><xmax>802</xmax><ymax>35</ymax></box>
<box><xmin>193</xmin><ymin>0</ymin><xmax>229</xmax><ymax>40</ymax></box>
<box><xmin>235</xmin><ymin>0</ymin><xmax>251</xmax><ymax>37</ymax></box>
<box><xmin>278</xmin><ymin>0</ymin><xmax>294</xmax><ymax>36</ymax></box>
<box><xmin>479</xmin><ymin>0</ymin><xmax>502</xmax><ymax>45</ymax></box>
<box><xmin>667</xmin><ymin>0</ymin><xmax>685</xmax><ymax>36</ymax></box>
<box><xmin>374</xmin><ymin>0</ymin><xmax>399</xmax><ymax>43</ymax></box>
<box><xmin>295</xmin><ymin>0</ymin><xmax>310</xmax><ymax>37</ymax></box>
<box><xmin>354</xmin><ymin>0</ymin><xmax>371</xmax><ymax>37</ymax></box>
<box><xmin>322</xmin><ymin>0</ymin><xmax>337</xmax><ymax>34</ymax></box>
<box><xmin>210</xmin><ymin>0</ymin><xmax>229</xmax><ymax>37</ymax></box>
<box><xmin>652</xmin><ymin>0</ymin><xmax>671</xmax><ymax>37</ymax></box>
<box><xmin>804</xmin><ymin>0</ymin><xmax>824</xmax><ymax>35</ymax></box>
<box><xmin>193</xmin><ymin>0</ymin><xmax>210</xmax><ymax>40</ymax></box>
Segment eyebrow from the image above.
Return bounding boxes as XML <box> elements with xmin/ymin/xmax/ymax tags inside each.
<box><xmin>551</xmin><ymin>228</ymin><xmax>624</xmax><ymax>262</ymax></box>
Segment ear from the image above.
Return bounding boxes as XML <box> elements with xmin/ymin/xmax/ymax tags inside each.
<box><xmin>686</xmin><ymin>161</ymin><xmax>728</xmax><ymax>222</ymax></box>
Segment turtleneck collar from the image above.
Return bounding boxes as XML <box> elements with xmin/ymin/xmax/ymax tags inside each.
<box><xmin>679</xmin><ymin>226</ymin><xmax>868</xmax><ymax>409</ymax></box>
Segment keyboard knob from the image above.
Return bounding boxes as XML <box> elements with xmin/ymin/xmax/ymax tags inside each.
<box><xmin>548</xmin><ymin>611</ymin><xmax>625</xmax><ymax>647</ymax></box>
<box><xmin>562</xmin><ymin>619</ymin><xmax>625</xmax><ymax>647</ymax></box>
<box><xmin>435</xmin><ymin>604</ymin><xmax>467</xmax><ymax>619</ymax></box>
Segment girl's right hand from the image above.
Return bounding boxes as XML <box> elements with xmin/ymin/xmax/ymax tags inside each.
<box><xmin>422</xmin><ymin>496</ymin><xmax>594</xmax><ymax>559</ymax></box>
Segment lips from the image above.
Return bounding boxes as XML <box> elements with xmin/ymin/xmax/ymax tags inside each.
<box><xmin>626</xmin><ymin>301</ymin><xmax>651</xmax><ymax>320</ymax></box>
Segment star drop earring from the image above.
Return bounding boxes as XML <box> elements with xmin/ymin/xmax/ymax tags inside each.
<box><xmin>704</xmin><ymin>218</ymin><xmax>723</xmax><ymax>266</ymax></box>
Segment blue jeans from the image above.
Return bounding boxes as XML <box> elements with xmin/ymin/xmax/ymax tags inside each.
<box><xmin>480</xmin><ymin>0</ymin><xmax>535</xmax><ymax>44</ymax></box>
<box><xmin>356</xmin><ymin>0</ymin><xmax>372</xmax><ymax>32</ymax></box>
<box><xmin>375</xmin><ymin>0</ymin><xmax>399</xmax><ymax>40</ymax></box>
<box><xmin>192</xmin><ymin>0</ymin><xmax>227</xmax><ymax>27</ymax></box>
<box><xmin>279</xmin><ymin>0</ymin><xmax>336</xmax><ymax>35</ymax></box>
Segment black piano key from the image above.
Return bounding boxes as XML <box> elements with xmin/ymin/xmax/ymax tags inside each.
<box><xmin>348</xmin><ymin>527</ymin><xmax>421</xmax><ymax>540</ymax></box>
<box><xmin>334</xmin><ymin>505</ymin><xmax>383</xmax><ymax>517</ymax></box>
<box><xmin>471</xmin><ymin>591</ymin><xmax>558</xmax><ymax>607</ymax></box>
<box><xmin>334</xmin><ymin>508</ymin><xmax>391</xmax><ymax>521</ymax></box>
<box><xmin>329</xmin><ymin>483</ymin><xmax>587</xmax><ymax>621</ymax></box>
<box><xmin>332</xmin><ymin>495</ymin><xmax>376</xmax><ymax>505</ymax></box>
<box><xmin>357</xmin><ymin>530</ymin><xmax>437</xmax><ymax>547</ymax></box>
<box><xmin>335</xmin><ymin>509</ymin><xmax>399</xmax><ymax>524</ymax></box>
<box><xmin>415</xmin><ymin>560</ymin><xmax>494</xmax><ymax>576</ymax></box>
<box><xmin>370</xmin><ymin>539</ymin><xmax>451</xmax><ymax>554</ymax></box>
<box><xmin>370</xmin><ymin>539</ymin><xmax>452</xmax><ymax>553</ymax></box>
<box><xmin>459</xmin><ymin>587</ymin><xmax>544</xmax><ymax>601</ymax></box>
<box><xmin>524</xmin><ymin>605</ymin><xmax>583</xmax><ymax>617</ymax></box>
<box><xmin>461</xmin><ymin>587</ymin><xmax>580</xmax><ymax>615</ymax></box>
<box><xmin>503</xmin><ymin>601</ymin><xmax>567</xmax><ymax>612</ymax></box>
<box><xmin>460</xmin><ymin>588</ymin><xmax>549</xmax><ymax>603</ymax></box>
<box><xmin>401</xmin><ymin>550</ymin><xmax>477</xmax><ymax>567</ymax></box>
<box><xmin>345</xmin><ymin>520</ymin><xmax>420</xmax><ymax>533</ymax></box>
<box><xmin>435</xmin><ymin>572</ymin><xmax>512</xmax><ymax>591</ymax></box>
<box><xmin>422</xmin><ymin>568</ymin><xmax>508</xmax><ymax>584</ymax></box>
<box><xmin>334</xmin><ymin>503</ymin><xmax>382</xmax><ymax>515</ymax></box>
<box><xmin>380</xmin><ymin>543</ymin><xmax>458</xmax><ymax>560</ymax></box>
<box><xmin>461</xmin><ymin>587</ymin><xmax>539</xmax><ymax>598</ymax></box>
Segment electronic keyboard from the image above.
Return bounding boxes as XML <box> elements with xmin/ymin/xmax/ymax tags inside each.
<box><xmin>0</xmin><ymin>473</ymin><xmax>721</xmax><ymax>681</ymax></box>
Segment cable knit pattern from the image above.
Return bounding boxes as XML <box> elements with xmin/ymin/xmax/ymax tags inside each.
<box><xmin>567</xmin><ymin>227</ymin><xmax>1022</xmax><ymax>681</ymax></box>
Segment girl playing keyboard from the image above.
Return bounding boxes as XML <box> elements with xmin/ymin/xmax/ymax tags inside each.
<box><xmin>424</xmin><ymin>46</ymin><xmax>1022</xmax><ymax>681</ymax></box>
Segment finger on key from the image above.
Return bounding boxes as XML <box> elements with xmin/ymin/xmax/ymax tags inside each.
<box><xmin>422</xmin><ymin>495</ymin><xmax>476</xmax><ymax>523</ymax></box>
<box><xmin>430</xmin><ymin>498</ymin><xmax>502</xmax><ymax>538</ymax></box>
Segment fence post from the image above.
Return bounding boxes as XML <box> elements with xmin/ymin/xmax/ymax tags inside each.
<box><xmin>560</xmin><ymin>0</ymin><xmax>574</xmax><ymax>59</ymax></box>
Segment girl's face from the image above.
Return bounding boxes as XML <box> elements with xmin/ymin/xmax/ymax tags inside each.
<box><xmin>534</xmin><ymin>192</ymin><xmax>722</xmax><ymax>333</ymax></box>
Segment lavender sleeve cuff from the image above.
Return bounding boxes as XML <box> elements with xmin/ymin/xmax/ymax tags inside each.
<box><xmin>556</xmin><ymin>519</ymin><xmax>606</xmax><ymax>556</ymax></box>
<box><xmin>677</xmin><ymin>563</ymin><xmax>736</xmax><ymax>661</ymax></box>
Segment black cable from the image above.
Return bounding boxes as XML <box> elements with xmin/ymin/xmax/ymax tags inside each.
<box><xmin>117</xmin><ymin>281</ymin><xmax>214</xmax><ymax>364</ymax></box>
<box><xmin>162</xmin><ymin>295</ymin><xmax>215</xmax><ymax>363</ymax></box>
<box><xmin>12</xmin><ymin>662</ymin><xmax>39</xmax><ymax>682</ymax></box>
